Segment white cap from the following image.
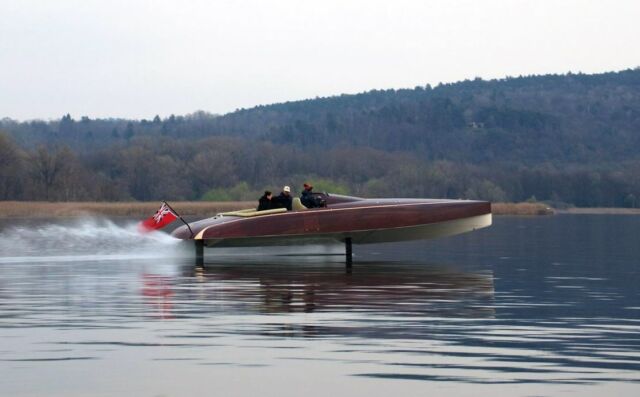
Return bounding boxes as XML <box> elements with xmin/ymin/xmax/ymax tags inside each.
<box><xmin>283</xmin><ymin>185</ymin><xmax>291</xmax><ymax>193</ymax></box>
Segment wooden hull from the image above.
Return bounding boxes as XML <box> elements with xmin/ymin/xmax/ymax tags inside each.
<box><xmin>171</xmin><ymin>197</ymin><xmax>492</xmax><ymax>247</ymax></box>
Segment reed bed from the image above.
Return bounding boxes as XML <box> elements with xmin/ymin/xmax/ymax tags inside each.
<box><xmin>0</xmin><ymin>201</ymin><xmax>556</xmax><ymax>218</ymax></box>
<box><xmin>0</xmin><ymin>201</ymin><xmax>254</xmax><ymax>218</ymax></box>
<box><xmin>557</xmin><ymin>207</ymin><xmax>640</xmax><ymax>215</ymax></box>
<box><xmin>492</xmin><ymin>202</ymin><xmax>554</xmax><ymax>216</ymax></box>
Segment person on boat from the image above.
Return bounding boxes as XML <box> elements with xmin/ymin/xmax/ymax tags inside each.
<box><xmin>273</xmin><ymin>185</ymin><xmax>293</xmax><ymax>211</ymax></box>
<box><xmin>301</xmin><ymin>183</ymin><xmax>319</xmax><ymax>208</ymax></box>
<box><xmin>257</xmin><ymin>191</ymin><xmax>272</xmax><ymax>211</ymax></box>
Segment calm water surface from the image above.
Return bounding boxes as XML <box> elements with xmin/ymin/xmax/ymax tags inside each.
<box><xmin>0</xmin><ymin>215</ymin><xmax>639</xmax><ymax>396</ymax></box>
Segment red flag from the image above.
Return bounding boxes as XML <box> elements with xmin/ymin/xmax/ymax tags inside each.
<box><xmin>138</xmin><ymin>202</ymin><xmax>178</xmax><ymax>233</ymax></box>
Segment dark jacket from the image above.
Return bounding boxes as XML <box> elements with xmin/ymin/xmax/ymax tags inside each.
<box><xmin>257</xmin><ymin>195</ymin><xmax>272</xmax><ymax>211</ymax></box>
<box><xmin>300</xmin><ymin>189</ymin><xmax>316</xmax><ymax>208</ymax></box>
<box><xmin>274</xmin><ymin>192</ymin><xmax>292</xmax><ymax>211</ymax></box>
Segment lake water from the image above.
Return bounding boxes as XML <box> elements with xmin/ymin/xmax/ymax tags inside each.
<box><xmin>0</xmin><ymin>215</ymin><xmax>639</xmax><ymax>396</ymax></box>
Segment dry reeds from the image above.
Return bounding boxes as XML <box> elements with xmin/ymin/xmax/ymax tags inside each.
<box><xmin>0</xmin><ymin>201</ymin><xmax>255</xmax><ymax>218</ymax></box>
<box><xmin>492</xmin><ymin>202</ymin><xmax>554</xmax><ymax>216</ymax></box>
<box><xmin>0</xmin><ymin>200</ymin><xmax>556</xmax><ymax>218</ymax></box>
<box><xmin>557</xmin><ymin>207</ymin><xmax>640</xmax><ymax>215</ymax></box>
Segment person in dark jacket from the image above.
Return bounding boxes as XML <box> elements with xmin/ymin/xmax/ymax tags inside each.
<box><xmin>300</xmin><ymin>183</ymin><xmax>317</xmax><ymax>208</ymax></box>
<box><xmin>257</xmin><ymin>191</ymin><xmax>272</xmax><ymax>211</ymax></box>
<box><xmin>273</xmin><ymin>185</ymin><xmax>293</xmax><ymax>211</ymax></box>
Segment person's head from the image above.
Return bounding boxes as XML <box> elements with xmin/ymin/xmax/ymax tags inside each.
<box><xmin>283</xmin><ymin>186</ymin><xmax>291</xmax><ymax>196</ymax></box>
<box><xmin>264</xmin><ymin>190</ymin><xmax>272</xmax><ymax>199</ymax></box>
<box><xmin>303</xmin><ymin>183</ymin><xmax>313</xmax><ymax>191</ymax></box>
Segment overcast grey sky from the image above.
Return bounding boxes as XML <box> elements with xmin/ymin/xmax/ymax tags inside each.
<box><xmin>1</xmin><ymin>0</ymin><xmax>639</xmax><ymax>120</ymax></box>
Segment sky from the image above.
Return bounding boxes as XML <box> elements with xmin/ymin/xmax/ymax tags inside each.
<box><xmin>1</xmin><ymin>0</ymin><xmax>639</xmax><ymax>120</ymax></box>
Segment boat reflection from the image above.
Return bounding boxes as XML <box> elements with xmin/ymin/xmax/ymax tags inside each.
<box><xmin>140</xmin><ymin>261</ymin><xmax>495</xmax><ymax>321</ymax></box>
<box><xmin>141</xmin><ymin>273</ymin><xmax>175</xmax><ymax>320</ymax></box>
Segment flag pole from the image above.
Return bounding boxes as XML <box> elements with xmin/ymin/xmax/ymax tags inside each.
<box><xmin>163</xmin><ymin>201</ymin><xmax>194</xmax><ymax>237</ymax></box>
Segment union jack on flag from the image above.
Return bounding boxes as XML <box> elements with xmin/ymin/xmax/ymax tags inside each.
<box><xmin>138</xmin><ymin>202</ymin><xmax>179</xmax><ymax>233</ymax></box>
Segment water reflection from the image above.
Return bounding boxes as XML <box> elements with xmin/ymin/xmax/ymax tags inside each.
<box><xmin>136</xmin><ymin>261</ymin><xmax>496</xmax><ymax>339</ymax></box>
<box><xmin>2</xmin><ymin>215</ymin><xmax>640</xmax><ymax>396</ymax></box>
<box><xmin>177</xmin><ymin>261</ymin><xmax>495</xmax><ymax>317</ymax></box>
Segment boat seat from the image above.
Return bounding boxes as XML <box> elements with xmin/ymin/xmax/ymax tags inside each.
<box><xmin>292</xmin><ymin>197</ymin><xmax>308</xmax><ymax>211</ymax></box>
<box><xmin>219</xmin><ymin>208</ymin><xmax>287</xmax><ymax>217</ymax></box>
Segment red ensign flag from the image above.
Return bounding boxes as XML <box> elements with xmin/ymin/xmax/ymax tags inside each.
<box><xmin>138</xmin><ymin>202</ymin><xmax>178</xmax><ymax>233</ymax></box>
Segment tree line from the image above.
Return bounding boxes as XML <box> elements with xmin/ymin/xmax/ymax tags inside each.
<box><xmin>0</xmin><ymin>132</ymin><xmax>638</xmax><ymax>207</ymax></box>
<box><xmin>1</xmin><ymin>69</ymin><xmax>639</xmax><ymax>206</ymax></box>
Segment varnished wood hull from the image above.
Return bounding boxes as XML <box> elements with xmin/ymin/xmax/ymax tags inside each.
<box><xmin>171</xmin><ymin>197</ymin><xmax>492</xmax><ymax>247</ymax></box>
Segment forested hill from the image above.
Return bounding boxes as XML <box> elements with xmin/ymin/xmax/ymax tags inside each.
<box><xmin>216</xmin><ymin>69</ymin><xmax>640</xmax><ymax>165</ymax></box>
<box><xmin>3</xmin><ymin>68</ymin><xmax>640</xmax><ymax>166</ymax></box>
<box><xmin>1</xmin><ymin>69</ymin><xmax>639</xmax><ymax>206</ymax></box>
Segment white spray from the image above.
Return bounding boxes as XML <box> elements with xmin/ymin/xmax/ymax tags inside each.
<box><xmin>0</xmin><ymin>217</ymin><xmax>187</xmax><ymax>264</ymax></box>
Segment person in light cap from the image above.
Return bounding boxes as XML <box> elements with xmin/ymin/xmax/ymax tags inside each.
<box><xmin>274</xmin><ymin>185</ymin><xmax>293</xmax><ymax>211</ymax></box>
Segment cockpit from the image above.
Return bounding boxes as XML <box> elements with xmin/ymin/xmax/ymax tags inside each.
<box><xmin>217</xmin><ymin>192</ymin><xmax>359</xmax><ymax>218</ymax></box>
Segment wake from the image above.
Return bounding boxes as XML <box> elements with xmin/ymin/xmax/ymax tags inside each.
<box><xmin>0</xmin><ymin>217</ymin><xmax>185</xmax><ymax>264</ymax></box>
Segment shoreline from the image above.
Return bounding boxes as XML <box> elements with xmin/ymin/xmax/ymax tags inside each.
<box><xmin>0</xmin><ymin>201</ymin><xmax>637</xmax><ymax>219</ymax></box>
<box><xmin>555</xmin><ymin>207</ymin><xmax>640</xmax><ymax>215</ymax></box>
